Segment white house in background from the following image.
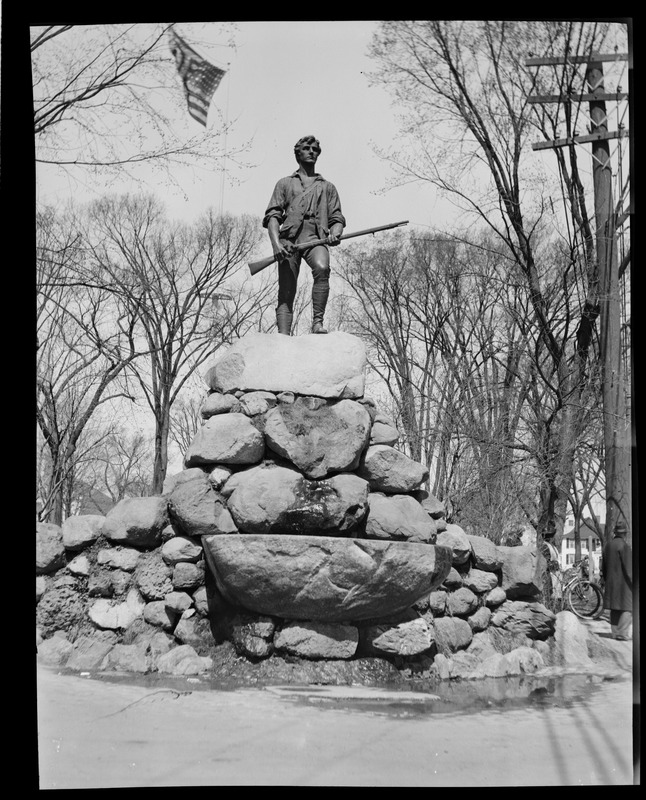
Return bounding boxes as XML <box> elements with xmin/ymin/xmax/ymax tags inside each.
<box><xmin>559</xmin><ymin>517</ymin><xmax>605</xmax><ymax>573</ymax></box>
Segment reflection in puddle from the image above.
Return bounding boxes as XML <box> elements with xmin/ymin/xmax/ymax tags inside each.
<box><xmin>263</xmin><ymin>673</ymin><xmax>626</xmax><ymax>717</ymax></box>
<box><xmin>76</xmin><ymin>668</ymin><xmax>628</xmax><ymax>719</ymax></box>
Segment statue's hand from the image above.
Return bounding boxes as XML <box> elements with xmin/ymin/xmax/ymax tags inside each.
<box><xmin>327</xmin><ymin>229</ymin><xmax>342</xmax><ymax>246</ymax></box>
<box><xmin>273</xmin><ymin>239</ymin><xmax>294</xmax><ymax>260</ymax></box>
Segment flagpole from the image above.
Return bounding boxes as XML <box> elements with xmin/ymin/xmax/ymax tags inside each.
<box><xmin>220</xmin><ymin>62</ymin><xmax>231</xmax><ymax>217</ymax></box>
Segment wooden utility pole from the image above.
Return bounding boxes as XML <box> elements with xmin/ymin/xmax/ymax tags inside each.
<box><xmin>526</xmin><ymin>51</ymin><xmax>632</xmax><ymax>544</ymax></box>
<box><xmin>587</xmin><ymin>58</ymin><xmax>631</xmax><ymax>544</ymax></box>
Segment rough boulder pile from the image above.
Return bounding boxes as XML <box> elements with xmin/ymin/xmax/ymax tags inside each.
<box><xmin>170</xmin><ymin>331</ymin><xmax>451</xmax><ymax>626</ymax></box>
<box><xmin>38</xmin><ymin>331</ymin><xmax>597</xmax><ymax>683</ymax></box>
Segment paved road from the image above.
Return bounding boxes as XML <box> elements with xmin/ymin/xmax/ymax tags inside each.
<box><xmin>36</xmin><ymin>634</ymin><xmax>637</xmax><ymax>788</ymax></box>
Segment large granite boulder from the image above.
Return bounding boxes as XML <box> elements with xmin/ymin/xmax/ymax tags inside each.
<box><xmin>364</xmin><ymin>618</ymin><xmax>434</xmax><ymax>657</ymax></box>
<box><xmin>364</xmin><ymin>492</ymin><xmax>437</xmax><ymax>543</ymax></box>
<box><xmin>174</xmin><ymin>611</ymin><xmax>215</xmax><ymax>652</ymax></box>
<box><xmin>96</xmin><ymin>547</ymin><xmax>141</xmax><ymax>572</ymax></box>
<box><xmin>202</xmin><ymin>534</ymin><xmax>452</xmax><ymax>622</ymax></box>
<box><xmin>36</xmin><ymin>522</ymin><xmax>66</xmax><ymax>575</ymax></box>
<box><xmin>155</xmin><ymin>644</ymin><xmax>213</xmax><ymax>675</ymax></box>
<box><xmin>468</xmin><ymin>606</ymin><xmax>492</xmax><ymax>632</ymax></box>
<box><xmin>200</xmin><ymin>391</ymin><xmax>241</xmax><ymax>418</ymax></box>
<box><xmin>358</xmin><ymin>445</ymin><xmax>428</xmax><ymax>493</ymax></box>
<box><xmin>264</xmin><ymin>397</ymin><xmax>371</xmax><ymax>479</ymax></box>
<box><xmin>435</xmin><ymin>523</ymin><xmax>472</xmax><ymax>565</ymax></box>
<box><xmin>88</xmin><ymin>588</ymin><xmax>147</xmax><ymax>630</ymax></box>
<box><xmin>65</xmin><ymin>637</ymin><xmax>115</xmax><ymax>672</ymax></box>
<box><xmin>446</xmin><ymin>586</ymin><xmax>479</xmax><ymax>617</ymax></box>
<box><xmin>67</xmin><ymin>554</ymin><xmax>91</xmax><ymax>577</ymax></box>
<box><xmin>432</xmin><ymin>615</ymin><xmax>473</xmax><ymax>653</ymax></box>
<box><xmin>238</xmin><ymin>390</ymin><xmax>278</xmax><ymax>417</ymax></box>
<box><xmin>167</xmin><ymin>469</ymin><xmax>238</xmax><ymax>537</ymax></box>
<box><xmin>223</xmin><ymin>463</ymin><xmax>369</xmax><ymax>536</ymax></box>
<box><xmin>369</xmin><ymin>413</ymin><xmax>400</xmax><ymax>446</ymax></box>
<box><xmin>274</xmin><ymin>621</ymin><xmax>359</xmax><ymax>659</ymax></box>
<box><xmin>172</xmin><ymin>561</ymin><xmax>204</xmax><ymax>591</ymax></box>
<box><xmin>102</xmin><ymin>496</ymin><xmax>169</xmax><ymax>548</ymax></box>
<box><xmin>184</xmin><ymin>413</ymin><xmax>265</xmax><ymax>467</ymax></box>
<box><xmin>429</xmin><ymin>589</ymin><xmax>447</xmax><ymax>615</ymax></box>
<box><xmin>161</xmin><ymin>536</ymin><xmax>203</xmax><ymax>565</ymax></box>
<box><xmin>204</xmin><ymin>331</ymin><xmax>366</xmax><ymax>399</ymax></box>
<box><xmin>103</xmin><ymin>643</ymin><xmax>150</xmax><ymax>673</ymax></box>
<box><xmin>438</xmin><ymin>643</ymin><xmax>544</xmax><ymax>680</ymax></box>
<box><xmin>553</xmin><ymin>610</ymin><xmax>594</xmax><ymax>667</ymax></box>
<box><xmin>134</xmin><ymin>552</ymin><xmax>174</xmax><ymax>600</ymax></box>
<box><xmin>490</xmin><ymin>599</ymin><xmax>556</xmax><ymax>640</ymax></box>
<box><xmin>37</xmin><ymin>632</ymin><xmax>74</xmax><ymax>666</ymax></box>
<box><xmin>230</xmin><ymin>614</ymin><xmax>277</xmax><ymax>659</ymax></box>
<box><xmin>485</xmin><ymin>586</ymin><xmax>507</xmax><ymax>608</ymax></box>
<box><xmin>412</xmin><ymin>489</ymin><xmax>446</xmax><ymax>520</ymax></box>
<box><xmin>61</xmin><ymin>514</ymin><xmax>105</xmax><ymax>551</ymax></box>
<box><xmin>36</xmin><ymin>584</ymin><xmax>86</xmax><ymax>637</ymax></box>
<box><xmin>467</xmin><ymin>534</ymin><xmax>503</xmax><ymax>572</ymax></box>
<box><xmin>497</xmin><ymin>545</ymin><xmax>545</xmax><ymax>599</ymax></box>
<box><xmin>143</xmin><ymin>601</ymin><xmax>178</xmax><ymax>631</ymax></box>
<box><xmin>464</xmin><ymin>568</ymin><xmax>500</xmax><ymax>594</ymax></box>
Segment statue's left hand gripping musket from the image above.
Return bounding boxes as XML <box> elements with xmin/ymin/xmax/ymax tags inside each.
<box><xmin>248</xmin><ymin>220</ymin><xmax>410</xmax><ymax>276</ymax></box>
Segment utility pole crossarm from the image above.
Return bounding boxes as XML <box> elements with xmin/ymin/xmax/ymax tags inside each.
<box><xmin>525</xmin><ymin>53</ymin><xmax>628</xmax><ymax>66</ymax></box>
<box><xmin>528</xmin><ymin>92</ymin><xmax>628</xmax><ymax>103</ymax></box>
<box><xmin>532</xmin><ymin>129</ymin><xmax>628</xmax><ymax>151</ymax></box>
<box><xmin>527</xmin><ymin>48</ymin><xmax>633</xmax><ymax>540</ymax></box>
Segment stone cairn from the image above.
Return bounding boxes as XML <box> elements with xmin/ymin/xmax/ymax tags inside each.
<box><xmin>37</xmin><ymin>331</ymin><xmax>572</xmax><ymax>682</ymax></box>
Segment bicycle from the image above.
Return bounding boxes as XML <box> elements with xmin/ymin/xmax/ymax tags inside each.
<box><xmin>556</xmin><ymin>558</ymin><xmax>604</xmax><ymax>619</ymax></box>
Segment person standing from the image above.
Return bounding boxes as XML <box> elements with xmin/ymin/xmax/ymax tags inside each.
<box><xmin>263</xmin><ymin>135</ymin><xmax>346</xmax><ymax>336</ymax></box>
<box><xmin>601</xmin><ymin>519</ymin><xmax>633</xmax><ymax>640</ymax></box>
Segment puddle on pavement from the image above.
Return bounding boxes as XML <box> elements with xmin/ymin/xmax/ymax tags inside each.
<box><xmin>259</xmin><ymin>673</ymin><xmax>629</xmax><ymax>717</ymax></box>
<box><xmin>68</xmin><ymin>668</ymin><xmax>630</xmax><ymax>719</ymax></box>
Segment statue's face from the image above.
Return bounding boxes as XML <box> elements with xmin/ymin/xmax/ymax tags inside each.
<box><xmin>296</xmin><ymin>141</ymin><xmax>320</xmax><ymax>165</ymax></box>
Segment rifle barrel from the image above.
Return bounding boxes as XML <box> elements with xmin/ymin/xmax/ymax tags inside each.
<box><xmin>339</xmin><ymin>220</ymin><xmax>409</xmax><ymax>242</ymax></box>
<box><xmin>248</xmin><ymin>220</ymin><xmax>409</xmax><ymax>276</ymax></box>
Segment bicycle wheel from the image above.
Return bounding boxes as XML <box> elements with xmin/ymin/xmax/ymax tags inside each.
<box><xmin>565</xmin><ymin>580</ymin><xmax>603</xmax><ymax>619</ymax></box>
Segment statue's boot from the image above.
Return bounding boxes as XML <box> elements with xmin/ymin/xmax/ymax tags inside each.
<box><xmin>311</xmin><ymin>285</ymin><xmax>329</xmax><ymax>334</ymax></box>
<box><xmin>311</xmin><ymin>319</ymin><xmax>328</xmax><ymax>334</ymax></box>
<box><xmin>276</xmin><ymin>308</ymin><xmax>293</xmax><ymax>336</ymax></box>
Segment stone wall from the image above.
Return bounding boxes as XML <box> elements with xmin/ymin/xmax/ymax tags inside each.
<box><xmin>36</xmin><ymin>509</ymin><xmax>559</xmax><ymax>679</ymax></box>
<box><xmin>36</xmin><ymin>332</ymin><xmax>567</xmax><ymax>681</ymax></box>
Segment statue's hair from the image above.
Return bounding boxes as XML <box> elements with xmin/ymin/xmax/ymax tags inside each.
<box><xmin>294</xmin><ymin>135</ymin><xmax>321</xmax><ymax>159</ymax></box>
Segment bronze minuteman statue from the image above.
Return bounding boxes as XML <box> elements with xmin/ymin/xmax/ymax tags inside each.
<box><xmin>262</xmin><ymin>135</ymin><xmax>346</xmax><ymax>335</ymax></box>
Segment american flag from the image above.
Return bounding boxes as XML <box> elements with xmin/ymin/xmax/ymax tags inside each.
<box><xmin>169</xmin><ymin>28</ymin><xmax>226</xmax><ymax>126</ymax></box>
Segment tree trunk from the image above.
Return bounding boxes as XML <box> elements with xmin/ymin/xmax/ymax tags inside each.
<box><xmin>50</xmin><ymin>466</ymin><xmax>65</xmax><ymax>526</ymax></box>
<box><xmin>151</xmin><ymin>408</ymin><xmax>170</xmax><ymax>495</ymax></box>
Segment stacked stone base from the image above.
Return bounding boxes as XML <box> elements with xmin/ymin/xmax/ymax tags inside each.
<box><xmin>36</xmin><ymin>333</ymin><xmax>603</xmax><ymax>681</ymax></box>
<box><xmin>37</xmin><ymin>508</ymin><xmax>568</xmax><ymax>682</ymax></box>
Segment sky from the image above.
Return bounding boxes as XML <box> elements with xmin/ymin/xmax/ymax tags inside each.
<box><xmin>183</xmin><ymin>20</ymin><xmax>442</xmax><ymax>232</ymax></box>
<box><xmin>34</xmin><ymin>20</ymin><xmax>631</xmax><ymax>240</ymax></box>
<box><xmin>31</xmin><ymin>19</ymin><xmax>451</xmax><ymax>473</ymax></box>
<box><xmin>30</xmin><ymin>19</ymin><xmax>631</xmax><ymax>479</ymax></box>
<box><xmin>35</xmin><ymin>20</ymin><xmax>447</xmax><ymax>237</ymax></box>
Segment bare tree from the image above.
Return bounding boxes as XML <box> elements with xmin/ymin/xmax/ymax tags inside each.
<box><xmin>82</xmin><ymin>194</ymin><xmax>273</xmax><ymax>493</ymax></box>
<box><xmin>36</xmin><ymin>205</ymin><xmax>142</xmax><ymax>523</ymax></box>
<box><xmin>168</xmin><ymin>372</ymin><xmax>207</xmax><ymax>463</ymax></box>
<box><xmin>31</xmin><ymin>23</ymin><xmax>245</xmax><ymax>193</ymax></box>
<box><xmin>87</xmin><ymin>429</ymin><xmax>155</xmax><ymax>504</ymax></box>
<box><xmin>336</xmin><ymin>229</ymin><xmax>539</xmax><ymax>539</ymax></box>
<box><xmin>367</xmin><ymin>20</ymin><xmax>627</xmax><ymax>544</ymax></box>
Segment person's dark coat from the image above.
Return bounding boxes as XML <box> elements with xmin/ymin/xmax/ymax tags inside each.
<box><xmin>601</xmin><ymin>535</ymin><xmax>633</xmax><ymax>611</ymax></box>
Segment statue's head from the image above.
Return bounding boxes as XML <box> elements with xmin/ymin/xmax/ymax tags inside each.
<box><xmin>615</xmin><ymin>519</ymin><xmax>628</xmax><ymax>536</ymax></box>
<box><xmin>294</xmin><ymin>135</ymin><xmax>321</xmax><ymax>163</ymax></box>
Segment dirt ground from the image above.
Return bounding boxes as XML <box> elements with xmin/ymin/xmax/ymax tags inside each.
<box><xmin>36</xmin><ymin>617</ymin><xmax>639</xmax><ymax>788</ymax></box>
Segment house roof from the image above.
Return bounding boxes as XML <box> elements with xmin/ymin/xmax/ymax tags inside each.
<box><xmin>563</xmin><ymin>518</ymin><xmax>604</xmax><ymax>541</ymax></box>
<box><xmin>72</xmin><ymin>481</ymin><xmax>115</xmax><ymax>516</ymax></box>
